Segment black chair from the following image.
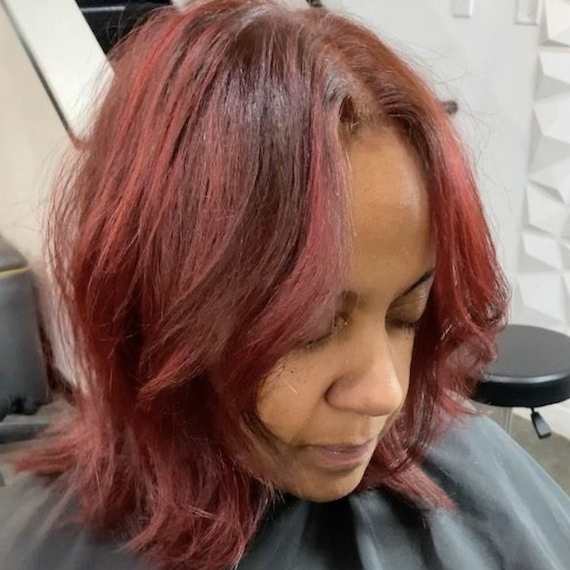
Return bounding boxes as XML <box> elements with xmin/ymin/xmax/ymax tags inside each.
<box><xmin>473</xmin><ymin>324</ymin><xmax>570</xmax><ymax>439</ymax></box>
<box><xmin>76</xmin><ymin>1</ymin><xmax>170</xmax><ymax>54</ymax></box>
<box><xmin>0</xmin><ymin>235</ymin><xmax>50</xmax><ymax>445</ymax></box>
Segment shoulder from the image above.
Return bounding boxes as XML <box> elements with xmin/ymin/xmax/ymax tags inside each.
<box><xmin>424</xmin><ymin>412</ymin><xmax>569</xmax><ymax>501</ymax></box>
<box><xmin>0</xmin><ymin>473</ymin><xmax>152</xmax><ymax>570</ymax></box>
<box><xmin>426</xmin><ymin>411</ymin><xmax>520</xmax><ymax>469</ymax></box>
<box><xmin>423</xmin><ymin>413</ymin><xmax>570</xmax><ymax>553</ymax></box>
<box><xmin>425</xmin><ymin>412</ymin><xmax>561</xmax><ymax>486</ymax></box>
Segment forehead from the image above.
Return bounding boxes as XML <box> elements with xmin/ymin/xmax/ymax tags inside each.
<box><xmin>345</xmin><ymin>129</ymin><xmax>434</xmax><ymax>301</ymax></box>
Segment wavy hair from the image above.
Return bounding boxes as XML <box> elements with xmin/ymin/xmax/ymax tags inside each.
<box><xmin>17</xmin><ymin>1</ymin><xmax>509</xmax><ymax>569</ymax></box>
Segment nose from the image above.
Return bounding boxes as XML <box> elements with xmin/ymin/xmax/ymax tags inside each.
<box><xmin>325</xmin><ymin>330</ymin><xmax>405</xmax><ymax>418</ymax></box>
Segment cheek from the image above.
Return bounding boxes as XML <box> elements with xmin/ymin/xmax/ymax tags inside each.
<box><xmin>392</xmin><ymin>336</ymin><xmax>415</xmax><ymax>395</ymax></box>
<box><xmin>256</xmin><ymin>359</ymin><xmax>328</xmax><ymax>445</ymax></box>
<box><xmin>256</xmin><ymin>335</ymin><xmax>415</xmax><ymax>445</ymax></box>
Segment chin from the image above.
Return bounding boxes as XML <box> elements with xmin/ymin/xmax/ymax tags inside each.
<box><xmin>287</xmin><ymin>465</ymin><xmax>368</xmax><ymax>503</ymax></box>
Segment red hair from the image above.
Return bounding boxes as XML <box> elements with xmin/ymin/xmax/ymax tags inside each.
<box><xmin>17</xmin><ymin>1</ymin><xmax>509</xmax><ymax>569</ymax></box>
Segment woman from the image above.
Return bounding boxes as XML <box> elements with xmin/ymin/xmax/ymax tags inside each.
<box><xmin>1</xmin><ymin>1</ymin><xmax>569</xmax><ymax>569</ymax></box>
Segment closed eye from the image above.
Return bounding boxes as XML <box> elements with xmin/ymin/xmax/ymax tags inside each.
<box><xmin>387</xmin><ymin>318</ymin><xmax>421</xmax><ymax>334</ymax></box>
<box><xmin>303</xmin><ymin>312</ymin><xmax>350</xmax><ymax>352</ymax></box>
<box><xmin>300</xmin><ymin>268</ymin><xmax>434</xmax><ymax>352</ymax></box>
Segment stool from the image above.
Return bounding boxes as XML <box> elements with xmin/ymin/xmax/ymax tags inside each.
<box><xmin>472</xmin><ymin>324</ymin><xmax>570</xmax><ymax>439</ymax></box>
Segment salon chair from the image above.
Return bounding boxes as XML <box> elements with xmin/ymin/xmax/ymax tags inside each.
<box><xmin>0</xmin><ymin>235</ymin><xmax>50</xmax><ymax>456</ymax></box>
<box><xmin>472</xmin><ymin>324</ymin><xmax>570</xmax><ymax>439</ymax></box>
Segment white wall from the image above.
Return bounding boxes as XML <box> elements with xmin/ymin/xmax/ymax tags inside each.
<box><xmin>0</xmin><ymin>0</ymin><xmax>108</xmax><ymax>259</ymax></box>
<box><xmin>328</xmin><ymin>0</ymin><xmax>570</xmax><ymax>438</ymax></box>
<box><xmin>0</xmin><ymin>7</ymin><xmax>66</xmax><ymax>268</ymax></box>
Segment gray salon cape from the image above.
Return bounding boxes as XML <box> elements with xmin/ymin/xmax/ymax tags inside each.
<box><xmin>0</xmin><ymin>414</ymin><xmax>569</xmax><ymax>570</ymax></box>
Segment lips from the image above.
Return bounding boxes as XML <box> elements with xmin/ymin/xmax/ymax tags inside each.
<box><xmin>302</xmin><ymin>437</ymin><xmax>378</xmax><ymax>471</ymax></box>
<box><xmin>315</xmin><ymin>440</ymin><xmax>375</xmax><ymax>452</ymax></box>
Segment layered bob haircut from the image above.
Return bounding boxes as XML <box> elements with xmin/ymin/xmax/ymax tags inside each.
<box><xmin>18</xmin><ymin>1</ymin><xmax>509</xmax><ymax>569</ymax></box>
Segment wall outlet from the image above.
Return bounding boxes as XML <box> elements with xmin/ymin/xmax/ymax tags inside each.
<box><xmin>453</xmin><ymin>0</ymin><xmax>474</xmax><ymax>18</ymax></box>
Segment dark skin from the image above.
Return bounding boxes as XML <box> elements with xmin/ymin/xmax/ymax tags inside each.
<box><xmin>255</xmin><ymin>129</ymin><xmax>436</xmax><ymax>502</ymax></box>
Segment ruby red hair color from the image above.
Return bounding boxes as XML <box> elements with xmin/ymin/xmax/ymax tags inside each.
<box><xmin>17</xmin><ymin>1</ymin><xmax>509</xmax><ymax>569</ymax></box>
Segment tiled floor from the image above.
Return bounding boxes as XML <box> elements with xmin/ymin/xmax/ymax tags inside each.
<box><xmin>1</xmin><ymin>402</ymin><xmax>569</xmax><ymax>496</ymax></box>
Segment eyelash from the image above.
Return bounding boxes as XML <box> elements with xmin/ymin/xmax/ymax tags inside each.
<box><xmin>303</xmin><ymin>314</ymin><xmax>421</xmax><ymax>352</ymax></box>
<box><xmin>304</xmin><ymin>314</ymin><xmax>350</xmax><ymax>352</ymax></box>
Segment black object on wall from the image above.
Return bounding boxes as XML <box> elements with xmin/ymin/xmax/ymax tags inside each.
<box><xmin>442</xmin><ymin>100</ymin><xmax>459</xmax><ymax>116</ymax></box>
<box><xmin>76</xmin><ymin>1</ymin><xmax>171</xmax><ymax>54</ymax></box>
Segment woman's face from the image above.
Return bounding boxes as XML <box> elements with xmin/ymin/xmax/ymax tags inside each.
<box><xmin>255</xmin><ymin>129</ymin><xmax>435</xmax><ymax>502</ymax></box>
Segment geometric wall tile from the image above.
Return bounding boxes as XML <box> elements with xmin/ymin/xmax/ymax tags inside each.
<box><xmin>511</xmin><ymin>301</ymin><xmax>566</xmax><ymax>331</ymax></box>
<box><xmin>516</xmin><ymin>0</ymin><xmax>570</xmax><ymax>430</ymax></box>
<box><xmin>565</xmin><ymin>272</ymin><xmax>570</xmax><ymax>321</ymax></box>
<box><xmin>528</xmin><ymin>157</ymin><xmax>570</xmax><ymax>203</ymax></box>
<box><xmin>564</xmin><ymin>214</ymin><xmax>570</xmax><ymax>238</ymax></box>
<box><xmin>534</xmin><ymin>97</ymin><xmax>570</xmax><ymax>145</ymax></box>
<box><xmin>563</xmin><ymin>243</ymin><xmax>570</xmax><ymax>268</ymax></box>
<box><xmin>518</xmin><ymin>273</ymin><xmax>565</xmax><ymax>324</ymax></box>
<box><xmin>510</xmin><ymin>0</ymin><xmax>570</xmax><ymax>348</ymax></box>
<box><xmin>520</xmin><ymin>232</ymin><xmax>564</xmax><ymax>270</ymax></box>
<box><xmin>511</xmin><ymin>285</ymin><xmax>561</xmax><ymax>328</ymax></box>
<box><xmin>537</xmin><ymin>50</ymin><xmax>570</xmax><ymax>98</ymax></box>
<box><xmin>526</xmin><ymin>182</ymin><xmax>568</xmax><ymax>234</ymax></box>
<box><xmin>528</xmin><ymin>130</ymin><xmax>570</xmax><ymax>172</ymax></box>
<box><xmin>542</xmin><ymin>0</ymin><xmax>570</xmax><ymax>47</ymax></box>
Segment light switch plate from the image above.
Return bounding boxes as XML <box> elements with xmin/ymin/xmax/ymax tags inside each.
<box><xmin>516</xmin><ymin>0</ymin><xmax>542</xmax><ymax>25</ymax></box>
<box><xmin>453</xmin><ymin>0</ymin><xmax>474</xmax><ymax>18</ymax></box>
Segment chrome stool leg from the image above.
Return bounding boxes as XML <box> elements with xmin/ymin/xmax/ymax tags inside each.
<box><xmin>497</xmin><ymin>407</ymin><xmax>514</xmax><ymax>434</ymax></box>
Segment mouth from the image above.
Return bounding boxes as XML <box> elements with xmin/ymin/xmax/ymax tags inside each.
<box><xmin>301</xmin><ymin>437</ymin><xmax>378</xmax><ymax>471</ymax></box>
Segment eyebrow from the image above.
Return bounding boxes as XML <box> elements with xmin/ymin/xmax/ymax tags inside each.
<box><xmin>340</xmin><ymin>267</ymin><xmax>435</xmax><ymax>308</ymax></box>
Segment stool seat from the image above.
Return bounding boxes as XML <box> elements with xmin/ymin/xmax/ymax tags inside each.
<box><xmin>474</xmin><ymin>324</ymin><xmax>570</xmax><ymax>408</ymax></box>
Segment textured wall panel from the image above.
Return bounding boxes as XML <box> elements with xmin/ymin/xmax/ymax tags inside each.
<box><xmin>516</xmin><ymin>273</ymin><xmax>566</xmax><ymax>326</ymax></box>
<box><xmin>529</xmin><ymin>157</ymin><xmax>570</xmax><ymax>203</ymax></box>
<box><xmin>517</xmin><ymin>0</ymin><xmax>570</xmax><ymax>340</ymax></box>
<box><xmin>542</xmin><ymin>0</ymin><xmax>570</xmax><ymax>46</ymax></box>
<box><xmin>526</xmin><ymin>183</ymin><xmax>567</xmax><ymax>233</ymax></box>
<box><xmin>520</xmin><ymin>232</ymin><xmax>563</xmax><ymax>270</ymax></box>
<box><xmin>537</xmin><ymin>50</ymin><xmax>570</xmax><ymax>97</ymax></box>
